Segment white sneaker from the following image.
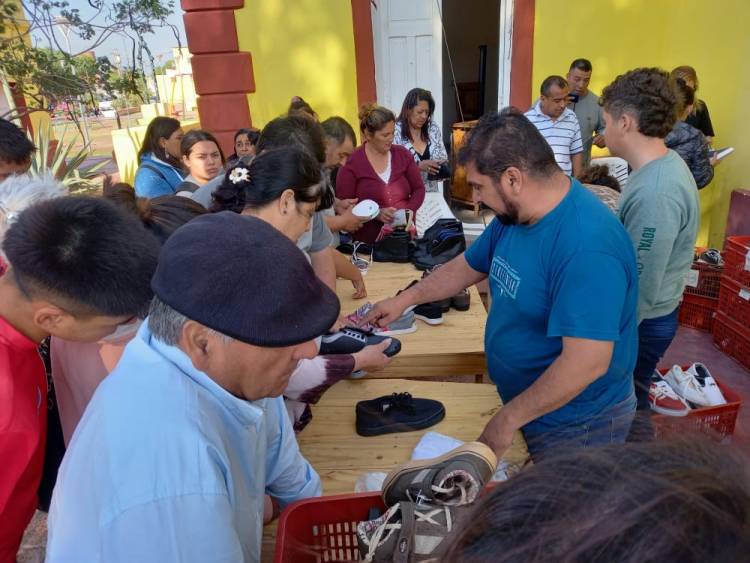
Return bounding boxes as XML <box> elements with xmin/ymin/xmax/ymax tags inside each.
<box><xmin>663</xmin><ymin>365</ymin><xmax>712</xmax><ymax>407</ymax></box>
<box><xmin>686</xmin><ymin>363</ymin><xmax>727</xmax><ymax>406</ymax></box>
<box><xmin>649</xmin><ymin>378</ymin><xmax>690</xmax><ymax>416</ymax></box>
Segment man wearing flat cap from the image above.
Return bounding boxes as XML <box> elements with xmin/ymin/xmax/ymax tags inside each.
<box><xmin>46</xmin><ymin>213</ymin><xmax>340</xmax><ymax>562</ymax></box>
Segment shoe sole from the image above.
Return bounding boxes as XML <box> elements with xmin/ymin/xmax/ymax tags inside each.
<box><xmin>356</xmin><ymin>407</ymin><xmax>446</xmax><ymax>437</ymax></box>
<box><xmin>381</xmin><ymin>442</ymin><xmax>497</xmax><ymax>505</ymax></box>
<box><xmin>650</xmin><ymin>404</ymin><xmax>690</xmax><ymax>416</ymax></box>
<box><xmin>375</xmin><ymin>323</ymin><xmax>418</xmax><ymax>336</ymax></box>
<box><xmin>415</xmin><ymin>314</ymin><xmax>444</xmax><ymax>325</ymax></box>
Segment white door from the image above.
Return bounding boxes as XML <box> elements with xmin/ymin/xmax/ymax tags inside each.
<box><xmin>371</xmin><ymin>0</ymin><xmax>443</xmax><ymax>131</ymax></box>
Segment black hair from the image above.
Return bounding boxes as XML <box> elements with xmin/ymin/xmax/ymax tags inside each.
<box><xmin>103</xmin><ymin>181</ymin><xmax>207</xmax><ymax>244</ymax></box>
<box><xmin>321</xmin><ymin>117</ymin><xmax>356</xmax><ymax>147</ymax></box>
<box><xmin>288</xmin><ymin>96</ymin><xmax>317</xmax><ymax>119</ymax></box>
<box><xmin>541</xmin><ymin>75</ymin><xmax>569</xmax><ymax>96</ymax></box>
<box><xmin>458</xmin><ymin>108</ymin><xmax>560</xmax><ymax>181</ymax></box>
<box><xmin>442</xmin><ymin>437</ymin><xmax>750</xmax><ymax>563</ymax></box>
<box><xmin>569</xmin><ymin>58</ymin><xmax>593</xmax><ymax>73</ymax></box>
<box><xmin>600</xmin><ymin>67</ymin><xmax>678</xmax><ymax>138</ymax></box>
<box><xmin>359</xmin><ymin>103</ymin><xmax>395</xmax><ymax>135</ymax></box>
<box><xmin>0</xmin><ymin>118</ymin><xmax>36</xmax><ymax>164</ymax></box>
<box><xmin>2</xmin><ymin>197</ymin><xmax>160</xmax><ymax>317</ymax></box>
<box><xmin>579</xmin><ymin>164</ymin><xmax>621</xmax><ymax>192</ymax></box>
<box><xmin>210</xmin><ymin>147</ymin><xmax>325</xmax><ymax>215</ymax></box>
<box><xmin>180</xmin><ymin>129</ymin><xmax>226</xmax><ymax>165</ymax></box>
<box><xmin>397</xmin><ymin>88</ymin><xmax>436</xmax><ymax>143</ymax></box>
<box><xmin>137</xmin><ymin>116</ymin><xmax>181</xmax><ymax>163</ymax></box>
<box><xmin>234</xmin><ymin>128</ymin><xmax>260</xmax><ymax>146</ymax></box>
<box><xmin>258</xmin><ymin>114</ymin><xmax>327</xmax><ymax>165</ymax></box>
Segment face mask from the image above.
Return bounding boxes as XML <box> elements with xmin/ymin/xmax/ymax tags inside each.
<box><xmin>99</xmin><ymin>319</ymin><xmax>141</xmax><ymax>344</ymax></box>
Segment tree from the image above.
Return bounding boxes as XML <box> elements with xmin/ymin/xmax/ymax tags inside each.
<box><xmin>0</xmin><ymin>0</ymin><xmax>181</xmax><ymax>126</ymax></box>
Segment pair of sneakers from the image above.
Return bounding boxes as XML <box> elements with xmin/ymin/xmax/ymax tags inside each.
<box><xmin>347</xmin><ymin>302</ymin><xmax>418</xmax><ymax>336</ymax></box>
<box><xmin>649</xmin><ymin>363</ymin><xmax>726</xmax><ymax>416</ymax></box>
<box><xmin>357</xmin><ymin>442</ymin><xmax>497</xmax><ymax>562</ymax></box>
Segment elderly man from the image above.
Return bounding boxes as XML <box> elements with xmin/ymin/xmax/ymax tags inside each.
<box><xmin>525</xmin><ymin>76</ymin><xmax>584</xmax><ymax>178</ymax></box>
<box><xmin>364</xmin><ymin>109</ymin><xmax>638</xmax><ymax>463</ymax></box>
<box><xmin>567</xmin><ymin>58</ymin><xmax>607</xmax><ymax>167</ymax></box>
<box><xmin>46</xmin><ymin>213</ymin><xmax>340</xmax><ymax>562</ymax></box>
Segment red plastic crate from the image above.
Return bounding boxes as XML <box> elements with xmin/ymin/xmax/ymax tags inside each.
<box><xmin>274</xmin><ymin>492</ymin><xmax>385</xmax><ymax>563</ymax></box>
<box><xmin>651</xmin><ymin>365</ymin><xmax>742</xmax><ymax>441</ymax></box>
<box><xmin>684</xmin><ymin>257</ymin><xmax>723</xmax><ymax>299</ymax></box>
<box><xmin>723</xmin><ymin>236</ymin><xmax>750</xmax><ymax>287</ymax></box>
<box><xmin>713</xmin><ymin>311</ymin><xmax>750</xmax><ymax>372</ymax></box>
<box><xmin>718</xmin><ymin>276</ymin><xmax>750</xmax><ymax>326</ymax></box>
<box><xmin>678</xmin><ymin>293</ymin><xmax>718</xmax><ymax>332</ymax></box>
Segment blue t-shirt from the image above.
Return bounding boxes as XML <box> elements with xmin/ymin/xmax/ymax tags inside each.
<box><xmin>465</xmin><ymin>180</ymin><xmax>638</xmax><ymax>434</ymax></box>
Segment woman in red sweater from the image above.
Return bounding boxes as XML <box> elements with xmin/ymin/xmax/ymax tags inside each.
<box><xmin>336</xmin><ymin>104</ymin><xmax>425</xmax><ymax>243</ymax></box>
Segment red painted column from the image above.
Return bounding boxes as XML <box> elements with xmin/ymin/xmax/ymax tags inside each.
<box><xmin>181</xmin><ymin>0</ymin><xmax>254</xmax><ymax>155</ymax></box>
<box><xmin>509</xmin><ymin>0</ymin><xmax>535</xmax><ymax>111</ymax></box>
<box><xmin>350</xmin><ymin>0</ymin><xmax>377</xmax><ymax>107</ymax></box>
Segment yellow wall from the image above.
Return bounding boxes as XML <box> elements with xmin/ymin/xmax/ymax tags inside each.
<box><xmin>533</xmin><ymin>0</ymin><xmax>750</xmax><ymax>247</ymax></box>
<box><xmin>233</xmin><ymin>0</ymin><xmax>359</xmax><ymax>133</ymax></box>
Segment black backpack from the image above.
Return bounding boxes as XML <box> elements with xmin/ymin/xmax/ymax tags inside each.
<box><xmin>411</xmin><ymin>219</ymin><xmax>466</xmax><ymax>270</ymax></box>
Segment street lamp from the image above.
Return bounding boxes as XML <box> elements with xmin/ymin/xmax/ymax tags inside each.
<box><xmin>54</xmin><ymin>16</ymin><xmax>92</xmax><ymax>153</ymax></box>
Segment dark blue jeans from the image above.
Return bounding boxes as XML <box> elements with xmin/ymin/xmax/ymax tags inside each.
<box><xmin>633</xmin><ymin>307</ymin><xmax>680</xmax><ymax>410</ymax></box>
<box><xmin>627</xmin><ymin>307</ymin><xmax>679</xmax><ymax>442</ymax></box>
<box><xmin>523</xmin><ymin>391</ymin><xmax>637</xmax><ymax>461</ymax></box>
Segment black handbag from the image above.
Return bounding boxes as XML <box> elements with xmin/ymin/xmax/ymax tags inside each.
<box><xmin>373</xmin><ymin>229</ymin><xmax>413</xmax><ymax>263</ymax></box>
<box><xmin>427</xmin><ymin>161</ymin><xmax>451</xmax><ymax>181</ymax></box>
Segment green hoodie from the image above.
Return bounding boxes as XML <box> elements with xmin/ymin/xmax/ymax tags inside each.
<box><xmin>618</xmin><ymin>150</ymin><xmax>699</xmax><ymax>322</ymax></box>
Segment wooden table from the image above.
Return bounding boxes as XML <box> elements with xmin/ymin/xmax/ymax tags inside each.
<box><xmin>261</xmin><ymin>378</ymin><xmax>529</xmax><ymax>560</ymax></box>
<box><xmin>336</xmin><ymin>262</ymin><xmax>487</xmax><ymax>380</ymax></box>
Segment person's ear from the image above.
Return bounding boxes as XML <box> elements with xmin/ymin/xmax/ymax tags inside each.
<box><xmin>182</xmin><ymin>154</ymin><xmax>190</xmax><ymax>167</ymax></box>
<box><xmin>279</xmin><ymin>189</ymin><xmax>296</xmax><ymax>215</ymax></box>
<box><xmin>620</xmin><ymin>113</ymin><xmax>636</xmax><ymax>133</ymax></box>
<box><xmin>181</xmin><ymin>320</ymin><xmax>213</xmax><ymax>372</ymax></box>
<box><xmin>33</xmin><ymin>303</ymin><xmax>68</xmax><ymax>335</ymax></box>
<box><xmin>504</xmin><ymin>167</ymin><xmax>523</xmax><ymax>195</ymax></box>
<box><xmin>158</xmin><ymin>137</ymin><xmax>168</xmax><ymax>149</ymax></box>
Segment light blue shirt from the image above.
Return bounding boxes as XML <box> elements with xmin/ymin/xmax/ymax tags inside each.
<box><xmin>46</xmin><ymin>323</ymin><xmax>321</xmax><ymax>562</ymax></box>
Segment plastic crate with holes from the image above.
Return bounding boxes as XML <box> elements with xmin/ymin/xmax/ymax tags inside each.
<box><xmin>723</xmin><ymin>236</ymin><xmax>750</xmax><ymax>286</ymax></box>
<box><xmin>651</xmin><ymin>365</ymin><xmax>742</xmax><ymax>441</ymax></box>
<box><xmin>718</xmin><ymin>276</ymin><xmax>750</xmax><ymax>326</ymax></box>
<box><xmin>684</xmin><ymin>248</ymin><xmax>724</xmax><ymax>299</ymax></box>
<box><xmin>713</xmin><ymin>311</ymin><xmax>750</xmax><ymax>372</ymax></box>
<box><xmin>274</xmin><ymin>492</ymin><xmax>385</xmax><ymax>563</ymax></box>
<box><xmin>678</xmin><ymin>294</ymin><xmax>717</xmax><ymax>331</ymax></box>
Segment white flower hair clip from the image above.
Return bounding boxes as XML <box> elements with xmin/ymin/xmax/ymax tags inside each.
<box><xmin>229</xmin><ymin>167</ymin><xmax>250</xmax><ymax>185</ymax></box>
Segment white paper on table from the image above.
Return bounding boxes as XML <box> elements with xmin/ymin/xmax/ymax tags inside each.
<box><xmin>411</xmin><ymin>431</ymin><xmax>512</xmax><ymax>482</ymax></box>
<box><xmin>416</xmin><ymin>191</ymin><xmax>456</xmax><ymax>237</ymax></box>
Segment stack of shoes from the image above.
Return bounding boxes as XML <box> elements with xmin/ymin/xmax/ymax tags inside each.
<box><xmin>649</xmin><ymin>363</ymin><xmax>727</xmax><ymax>416</ymax></box>
<box><xmin>357</xmin><ymin>442</ymin><xmax>497</xmax><ymax>562</ymax></box>
<box><xmin>421</xmin><ymin>266</ymin><xmax>471</xmax><ymax>312</ymax></box>
<box><xmin>356</xmin><ymin>393</ymin><xmax>445</xmax><ymax>437</ymax></box>
<box><xmin>347</xmin><ymin>302</ymin><xmax>418</xmax><ymax>336</ymax></box>
<box><xmin>398</xmin><ymin>281</ymin><xmax>444</xmax><ymax>326</ymax></box>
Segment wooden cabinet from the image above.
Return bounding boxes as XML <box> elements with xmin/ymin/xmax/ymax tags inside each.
<box><xmin>450</xmin><ymin>120</ymin><xmax>478</xmax><ymax>212</ymax></box>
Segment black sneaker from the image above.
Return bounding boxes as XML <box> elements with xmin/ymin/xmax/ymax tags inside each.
<box><xmin>356</xmin><ymin>393</ymin><xmax>445</xmax><ymax>437</ymax></box>
<box><xmin>398</xmin><ymin>281</ymin><xmax>445</xmax><ymax>323</ymax></box>
<box><xmin>414</xmin><ymin>302</ymin><xmax>443</xmax><ymax>325</ymax></box>
<box><xmin>320</xmin><ymin>327</ymin><xmax>401</xmax><ymax>357</ymax></box>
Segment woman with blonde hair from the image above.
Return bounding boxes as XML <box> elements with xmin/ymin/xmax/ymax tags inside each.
<box><xmin>671</xmin><ymin>66</ymin><xmax>714</xmax><ymax>143</ymax></box>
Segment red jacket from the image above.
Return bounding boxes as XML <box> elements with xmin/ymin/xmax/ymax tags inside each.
<box><xmin>0</xmin><ymin>315</ymin><xmax>46</xmax><ymax>563</ymax></box>
<box><xmin>336</xmin><ymin>144</ymin><xmax>425</xmax><ymax>243</ymax></box>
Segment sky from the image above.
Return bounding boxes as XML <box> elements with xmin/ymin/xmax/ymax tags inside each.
<box><xmin>28</xmin><ymin>0</ymin><xmax>187</xmax><ymax>67</ymax></box>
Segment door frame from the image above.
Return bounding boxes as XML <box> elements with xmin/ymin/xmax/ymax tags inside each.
<box><xmin>351</xmin><ymin>0</ymin><xmax>536</xmax><ymax>114</ymax></box>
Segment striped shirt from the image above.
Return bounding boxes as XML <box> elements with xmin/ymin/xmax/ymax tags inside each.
<box><xmin>524</xmin><ymin>102</ymin><xmax>583</xmax><ymax>175</ymax></box>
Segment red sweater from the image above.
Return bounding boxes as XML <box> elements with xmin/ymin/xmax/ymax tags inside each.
<box><xmin>336</xmin><ymin>144</ymin><xmax>425</xmax><ymax>243</ymax></box>
<box><xmin>0</xmin><ymin>315</ymin><xmax>46</xmax><ymax>563</ymax></box>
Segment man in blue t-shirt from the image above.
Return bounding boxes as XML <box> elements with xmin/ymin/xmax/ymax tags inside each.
<box><xmin>364</xmin><ymin>109</ymin><xmax>638</xmax><ymax>460</ymax></box>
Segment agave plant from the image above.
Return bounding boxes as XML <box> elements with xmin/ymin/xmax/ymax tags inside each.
<box><xmin>27</xmin><ymin>125</ymin><xmax>110</xmax><ymax>193</ymax></box>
